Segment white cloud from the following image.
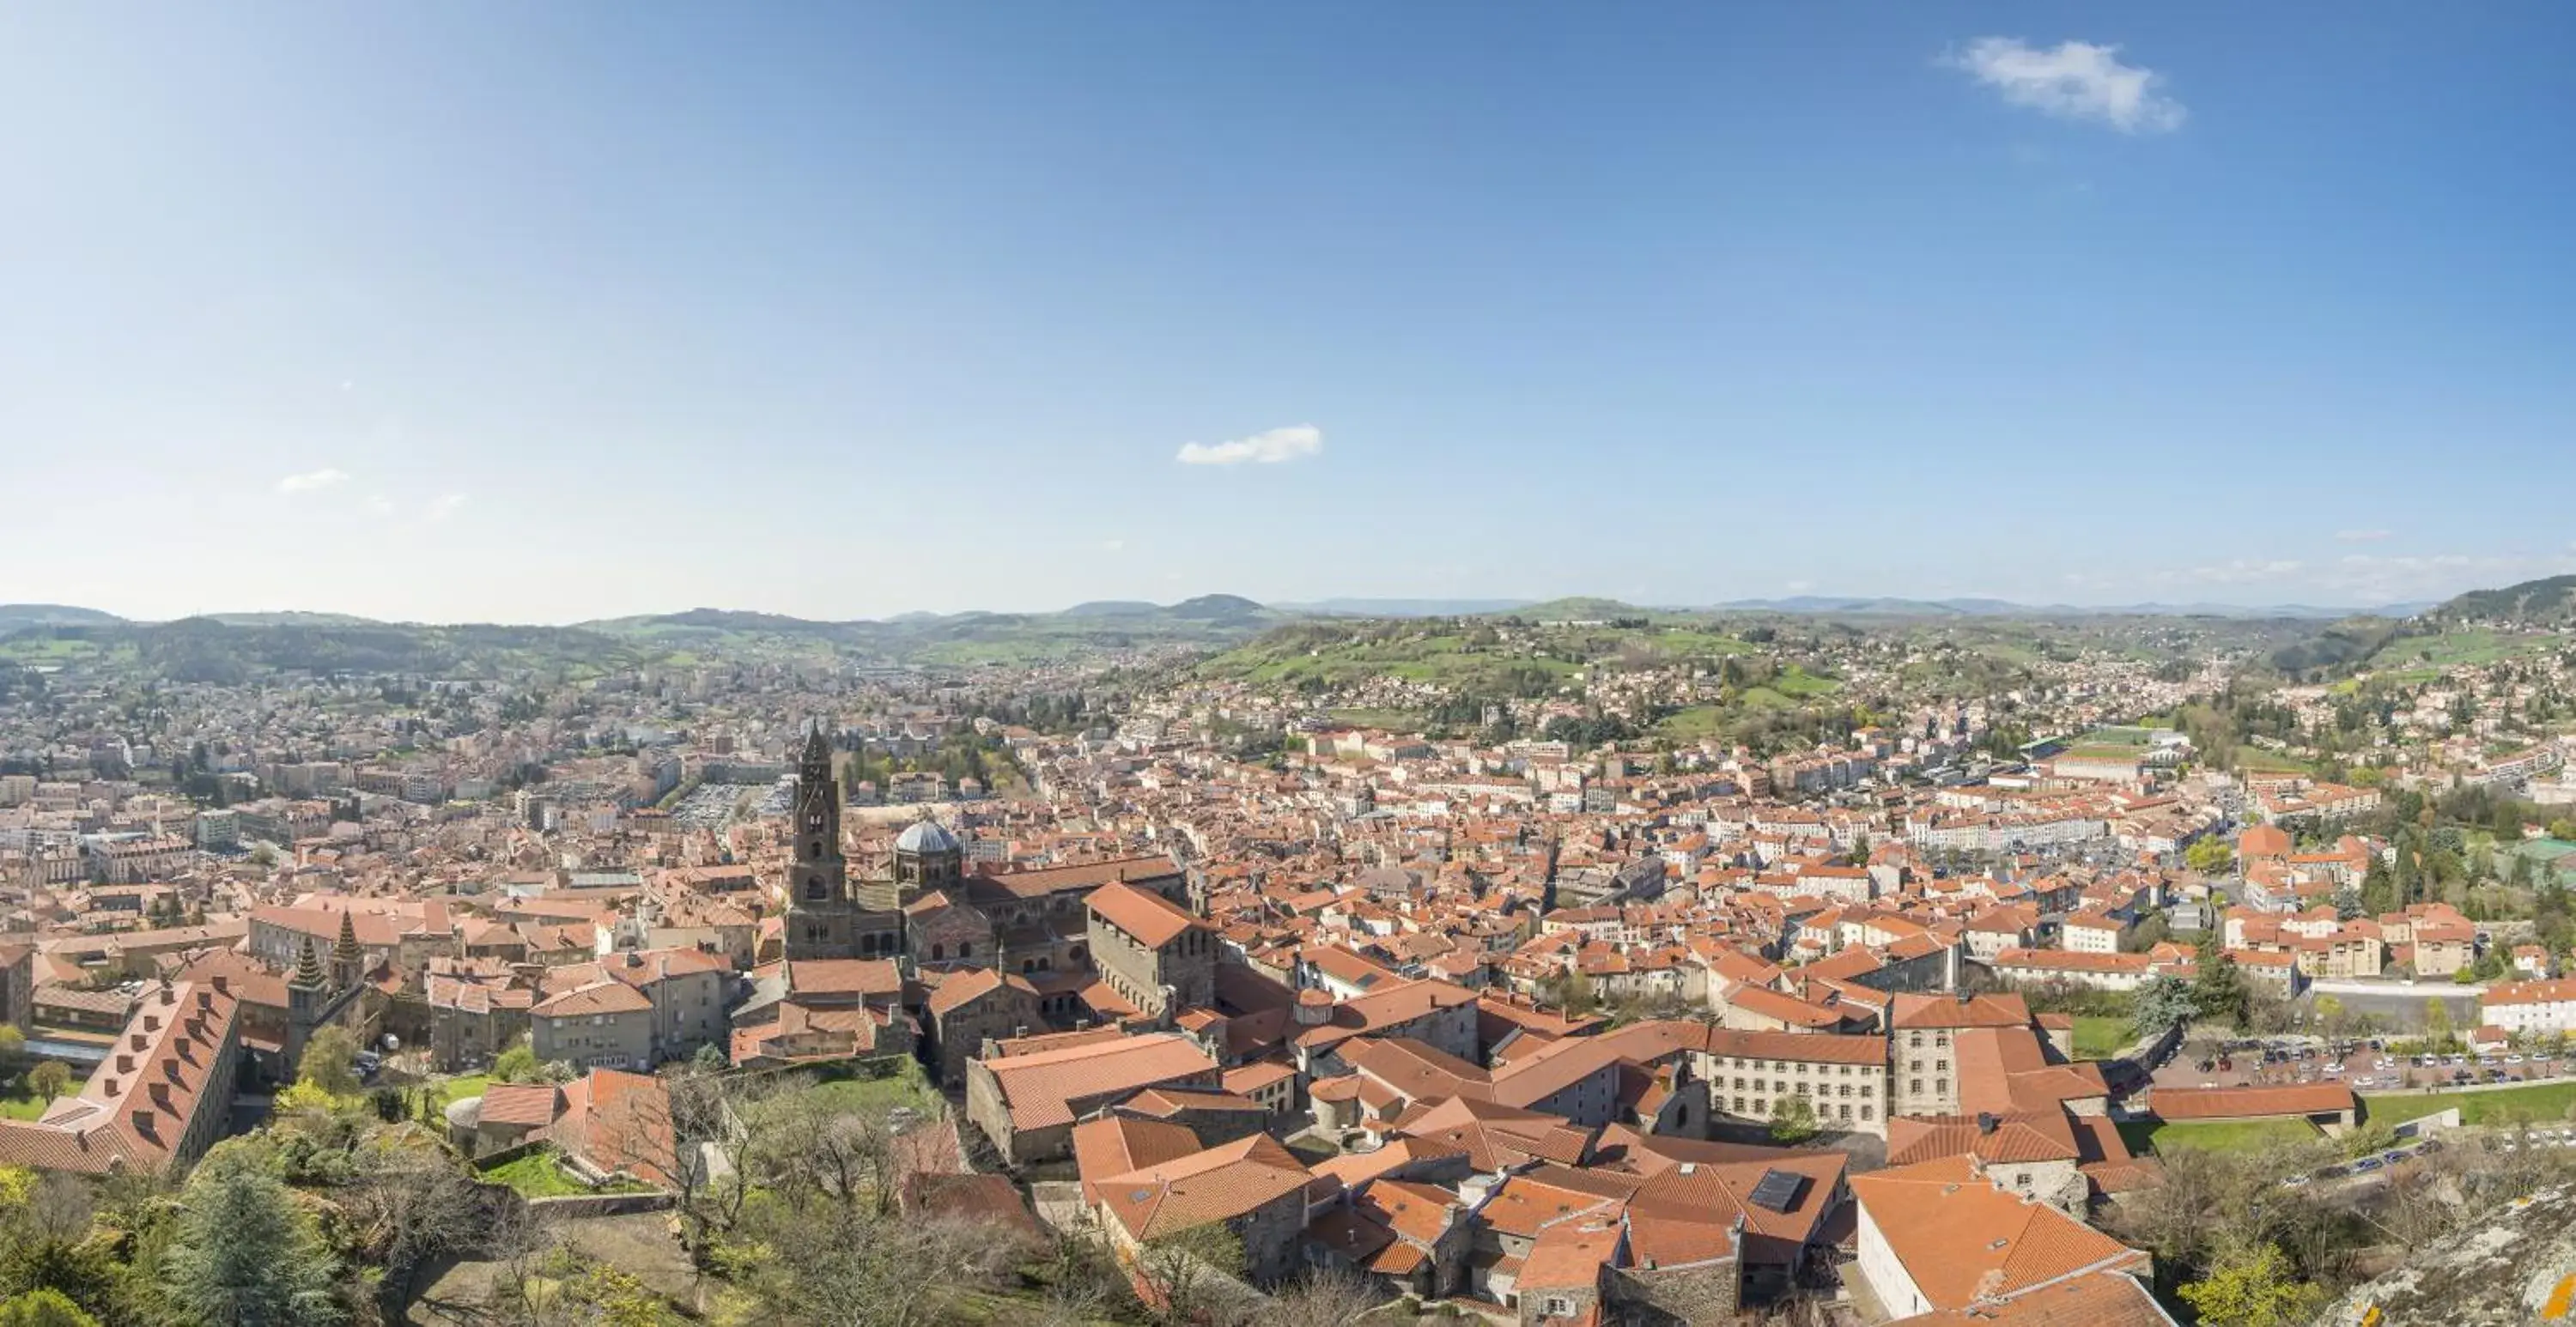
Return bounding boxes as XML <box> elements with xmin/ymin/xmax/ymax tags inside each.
<box><xmin>277</xmin><ymin>468</ymin><xmax>352</xmax><ymax>495</ymax></box>
<box><xmin>365</xmin><ymin>494</ymin><xmax>397</xmax><ymax>517</ymax></box>
<box><xmin>2335</xmin><ymin>529</ymin><xmax>2393</xmax><ymax>543</ymax></box>
<box><xmin>423</xmin><ymin>494</ymin><xmax>468</xmax><ymax>522</ymax></box>
<box><xmin>1176</xmin><ymin>424</ymin><xmax>1323</xmax><ymax>467</ymax></box>
<box><xmin>1101</xmin><ymin>538</ymin><xmax>1127</xmax><ymax>553</ymax></box>
<box><xmin>1949</xmin><ymin>38</ymin><xmax>2186</xmax><ymax>134</ymax></box>
<box><xmin>2180</xmin><ymin>559</ymin><xmax>2305</xmax><ymax>585</ymax></box>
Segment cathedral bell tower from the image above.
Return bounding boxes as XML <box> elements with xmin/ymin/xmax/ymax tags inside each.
<box><xmin>783</xmin><ymin>724</ymin><xmax>856</xmax><ymax>960</ymax></box>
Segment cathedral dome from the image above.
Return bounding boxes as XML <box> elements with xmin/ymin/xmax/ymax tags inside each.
<box><xmin>895</xmin><ymin>819</ymin><xmax>960</xmax><ymax>855</ymax></box>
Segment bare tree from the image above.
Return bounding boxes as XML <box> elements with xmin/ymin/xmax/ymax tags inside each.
<box><xmin>486</xmin><ymin>1200</ymin><xmax>568</xmax><ymax>1327</ymax></box>
<box><xmin>1250</xmin><ymin>1266</ymin><xmax>1383</xmax><ymax>1327</ymax></box>
<box><xmin>357</xmin><ymin>1144</ymin><xmax>489</xmax><ymax>1306</ymax></box>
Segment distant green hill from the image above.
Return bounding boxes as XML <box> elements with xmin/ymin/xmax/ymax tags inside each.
<box><xmin>0</xmin><ymin>604</ymin><xmax>125</xmax><ymax>630</ymax></box>
<box><xmin>2431</xmin><ymin>574</ymin><xmax>2576</xmax><ymax>627</ymax></box>
<box><xmin>577</xmin><ymin>597</ymin><xmax>1285</xmax><ymax>666</ymax></box>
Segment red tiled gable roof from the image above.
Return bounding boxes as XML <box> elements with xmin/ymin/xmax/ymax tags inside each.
<box><xmin>1085</xmin><ymin>880</ymin><xmax>1208</xmax><ymax>948</ymax></box>
<box><xmin>532</xmin><ymin>979</ymin><xmax>653</xmax><ymax>1018</ymax></box>
<box><xmin>1072</xmin><ymin>1115</ymin><xmax>1202</xmax><ymax>1205</ymax></box>
<box><xmin>1850</xmin><ymin>1158</ymin><xmax>2149</xmax><ymax>1312</ymax></box>
<box><xmin>979</xmin><ymin>1032</ymin><xmax>1219</xmax><ymax>1131</ymax></box>
<box><xmin>2</xmin><ymin>979</ymin><xmax>240</xmax><ymax>1174</ymax></box>
<box><xmin>1886</xmin><ymin>1268</ymin><xmax>2175</xmax><ymax>1325</ymax></box>
<box><xmin>1094</xmin><ymin>1133</ymin><xmax>1310</xmax><ymax>1242</ymax></box>
<box><xmin>552</xmin><ymin>1069</ymin><xmax>675</xmax><ymax>1188</ymax></box>
<box><xmin>2150</xmin><ymin>1082</ymin><xmax>2353</xmax><ymax>1122</ymax></box>
<box><xmin>1892</xmin><ymin>991</ymin><xmax>2032</xmax><ymax>1030</ymax></box>
<box><xmin>479</xmin><ymin>1082</ymin><xmax>563</xmax><ymax>1129</ymax></box>
<box><xmin>784</xmin><ymin>957</ymin><xmax>904</xmax><ymax>998</ymax></box>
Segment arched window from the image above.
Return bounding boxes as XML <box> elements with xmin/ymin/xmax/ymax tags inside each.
<box><xmin>930</xmin><ymin>942</ymin><xmax>945</xmax><ymax>961</ymax></box>
<box><xmin>958</xmin><ymin>942</ymin><xmax>972</xmax><ymax>959</ymax></box>
<box><xmin>805</xmin><ymin>876</ymin><xmax>827</xmax><ymax>901</ymax></box>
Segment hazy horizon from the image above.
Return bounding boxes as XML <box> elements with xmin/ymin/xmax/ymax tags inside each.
<box><xmin>0</xmin><ymin>586</ymin><xmax>2458</xmax><ymax>630</ymax></box>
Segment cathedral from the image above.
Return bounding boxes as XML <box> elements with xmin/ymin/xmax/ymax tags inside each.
<box><xmin>781</xmin><ymin>725</ymin><xmax>962</xmax><ymax>962</ymax></box>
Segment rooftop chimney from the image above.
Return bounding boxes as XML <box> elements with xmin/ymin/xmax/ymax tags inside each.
<box><xmin>210</xmin><ymin>975</ymin><xmax>228</xmax><ymax>995</ymax></box>
<box><xmin>131</xmin><ymin>1110</ymin><xmax>154</xmax><ymax>1137</ymax></box>
<box><xmin>129</xmin><ymin>1033</ymin><xmax>148</xmax><ymax>1052</ymax></box>
<box><xmin>1977</xmin><ymin>1112</ymin><xmax>1997</xmax><ymax>1135</ymax></box>
<box><xmin>148</xmin><ymin>1082</ymin><xmax>172</xmax><ymax>1110</ymax></box>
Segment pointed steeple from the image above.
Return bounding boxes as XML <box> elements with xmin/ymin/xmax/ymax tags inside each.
<box><xmin>331</xmin><ymin>910</ymin><xmax>361</xmax><ymax>990</ymax></box>
<box><xmin>802</xmin><ymin>721</ymin><xmax>832</xmax><ymax>770</ymax></box>
<box><xmin>292</xmin><ymin>934</ymin><xmax>326</xmax><ymax>990</ymax></box>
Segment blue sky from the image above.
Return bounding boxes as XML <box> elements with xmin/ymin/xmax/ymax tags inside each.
<box><xmin>4</xmin><ymin>3</ymin><xmax>2573</xmax><ymax>622</ymax></box>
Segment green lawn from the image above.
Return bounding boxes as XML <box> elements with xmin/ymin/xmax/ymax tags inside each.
<box><xmin>2118</xmin><ymin>1117</ymin><xmax>2323</xmax><ymax>1155</ymax></box>
<box><xmin>482</xmin><ymin>1147</ymin><xmax>653</xmax><ymax>1198</ymax></box>
<box><xmin>435</xmin><ymin>1073</ymin><xmax>494</xmax><ymax>1106</ymax></box>
<box><xmin>0</xmin><ymin>1089</ymin><xmax>62</xmax><ymax>1121</ymax></box>
<box><xmin>2361</xmin><ymin>1082</ymin><xmax>2576</xmax><ymax>1129</ymax></box>
<box><xmin>808</xmin><ymin>1061</ymin><xmax>943</xmax><ymax>1118</ymax></box>
<box><xmin>2233</xmin><ymin>748</ymin><xmax>2313</xmax><ymax>774</ymax></box>
<box><xmin>1656</xmin><ymin>706</ymin><xmax>1730</xmax><ymax>740</ymax></box>
<box><xmin>2072</xmin><ymin>1015</ymin><xmax>2133</xmax><ymax>1060</ymax></box>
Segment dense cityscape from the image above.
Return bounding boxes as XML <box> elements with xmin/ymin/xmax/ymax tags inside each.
<box><xmin>13</xmin><ymin>5</ymin><xmax>2575</xmax><ymax>1324</ymax></box>
<box><xmin>3</xmin><ymin>583</ymin><xmax>2576</xmax><ymax>1324</ymax></box>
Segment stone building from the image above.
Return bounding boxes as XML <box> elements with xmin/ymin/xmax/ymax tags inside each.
<box><xmin>1085</xmin><ymin>880</ymin><xmax>1216</xmax><ymax>1021</ymax></box>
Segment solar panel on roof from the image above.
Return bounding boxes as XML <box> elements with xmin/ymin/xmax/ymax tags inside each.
<box><xmin>1747</xmin><ymin>1168</ymin><xmax>1805</xmax><ymax>1213</ymax></box>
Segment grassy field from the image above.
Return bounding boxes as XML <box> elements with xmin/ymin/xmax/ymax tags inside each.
<box><xmin>809</xmin><ymin>1061</ymin><xmax>943</xmax><ymax>1118</ymax></box>
<box><xmin>2073</xmin><ymin>1015</ymin><xmax>2133</xmax><ymax>1060</ymax></box>
<box><xmin>0</xmin><ymin>1088</ymin><xmax>62</xmax><ymax>1121</ymax></box>
<box><xmin>1656</xmin><ymin>706</ymin><xmax>1730</xmax><ymax>740</ymax></box>
<box><xmin>2361</xmin><ymin>1082</ymin><xmax>2576</xmax><ymax>1128</ymax></box>
<box><xmin>2118</xmin><ymin>1117</ymin><xmax>2323</xmax><ymax>1155</ymax></box>
<box><xmin>435</xmin><ymin>1073</ymin><xmax>494</xmax><ymax>1107</ymax></box>
<box><xmin>2233</xmin><ymin>748</ymin><xmax>2314</xmax><ymax>774</ymax></box>
<box><xmin>482</xmin><ymin>1148</ymin><xmax>653</xmax><ymax>1198</ymax></box>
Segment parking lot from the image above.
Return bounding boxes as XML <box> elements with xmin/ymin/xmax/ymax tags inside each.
<box><xmin>2151</xmin><ymin>1037</ymin><xmax>2572</xmax><ymax>1094</ymax></box>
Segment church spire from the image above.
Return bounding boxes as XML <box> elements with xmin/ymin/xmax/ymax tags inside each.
<box><xmin>331</xmin><ymin>910</ymin><xmax>362</xmax><ymax>991</ymax></box>
<box><xmin>292</xmin><ymin>934</ymin><xmax>325</xmax><ymax>990</ymax></box>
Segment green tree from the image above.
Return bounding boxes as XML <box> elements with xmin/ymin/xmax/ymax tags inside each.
<box><xmin>492</xmin><ymin>1038</ymin><xmax>541</xmax><ymax>1084</ymax></box>
<box><xmin>2186</xmin><ymin>838</ymin><xmax>2237</xmax><ymax>876</ymax></box>
<box><xmin>2132</xmin><ymin>977</ymin><xmax>2197</xmax><ymax>1039</ymax></box>
<box><xmin>23</xmin><ymin>1063</ymin><xmax>70</xmax><ymax>1104</ymax></box>
<box><xmin>160</xmin><ymin>1149</ymin><xmax>343</xmax><ymax>1326</ymax></box>
<box><xmin>1767</xmin><ymin>1094</ymin><xmax>1820</xmax><ymax>1145</ymax></box>
<box><xmin>0</xmin><ymin>1289</ymin><xmax>97</xmax><ymax>1327</ymax></box>
<box><xmin>2193</xmin><ymin>943</ymin><xmax>2250</xmax><ymax>1026</ymax></box>
<box><xmin>2361</xmin><ymin>855</ymin><xmax>2397</xmax><ymax>917</ymax></box>
<box><xmin>295</xmin><ymin>1026</ymin><xmax>361</xmax><ymax>1099</ymax></box>
<box><xmin>2178</xmin><ymin>1243</ymin><xmax>2324</xmax><ymax>1327</ymax></box>
<box><xmin>2425</xmin><ymin>997</ymin><xmax>2456</xmax><ymax>1050</ymax></box>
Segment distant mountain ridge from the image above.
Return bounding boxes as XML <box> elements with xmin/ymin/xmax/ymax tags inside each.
<box><xmin>0</xmin><ymin>591</ymin><xmax>2448</xmax><ymax>635</ymax></box>
<box><xmin>0</xmin><ymin>604</ymin><xmax>126</xmax><ymax>630</ymax></box>
<box><xmin>2427</xmin><ymin>574</ymin><xmax>2576</xmax><ymax>627</ymax></box>
<box><xmin>1705</xmin><ymin>596</ymin><xmax>2427</xmax><ymax>620</ymax></box>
